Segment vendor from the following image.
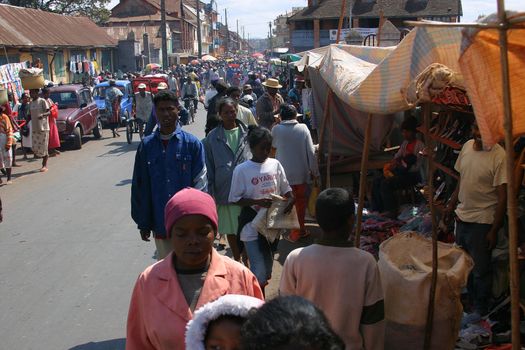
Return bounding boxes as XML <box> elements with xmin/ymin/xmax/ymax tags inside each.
<box><xmin>371</xmin><ymin>117</ymin><xmax>425</xmax><ymax>217</ymax></box>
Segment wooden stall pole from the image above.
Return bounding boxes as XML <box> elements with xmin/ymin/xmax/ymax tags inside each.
<box><xmin>496</xmin><ymin>1</ymin><xmax>521</xmax><ymax>348</ymax></box>
<box><xmin>336</xmin><ymin>0</ymin><xmax>347</xmax><ymax>43</ymax></box>
<box><xmin>423</xmin><ymin>104</ymin><xmax>439</xmax><ymax>350</ymax></box>
<box><xmin>355</xmin><ymin>113</ymin><xmax>373</xmax><ymax>248</ymax></box>
<box><xmin>318</xmin><ymin>90</ymin><xmax>332</xmax><ymax>188</ymax></box>
<box><xmin>326</xmin><ymin>110</ymin><xmax>334</xmax><ymax>188</ymax></box>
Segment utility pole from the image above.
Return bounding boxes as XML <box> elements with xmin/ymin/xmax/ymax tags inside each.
<box><xmin>269</xmin><ymin>21</ymin><xmax>273</xmax><ymax>53</ymax></box>
<box><xmin>196</xmin><ymin>0</ymin><xmax>202</xmax><ymax>57</ymax></box>
<box><xmin>236</xmin><ymin>20</ymin><xmax>240</xmax><ymax>52</ymax></box>
<box><xmin>242</xmin><ymin>26</ymin><xmax>245</xmax><ymax>52</ymax></box>
<box><xmin>160</xmin><ymin>0</ymin><xmax>168</xmax><ymax>68</ymax></box>
<box><xmin>225</xmin><ymin>9</ymin><xmax>230</xmax><ymax>54</ymax></box>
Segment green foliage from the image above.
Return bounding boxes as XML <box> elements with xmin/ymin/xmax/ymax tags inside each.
<box><xmin>4</xmin><ymin>0</ymin><xmax>112</xmax><ymax>24</ymax></box>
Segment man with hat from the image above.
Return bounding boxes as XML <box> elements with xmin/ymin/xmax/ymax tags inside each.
<box><xmin>133</xmin><ymin>83</ymin><xmax>153</xmax><ymax>138</ymax></box>
<box><xmin>256</xmin><ymin>78</ymin><xmax>284</xmax><ymax>129</ymax></box>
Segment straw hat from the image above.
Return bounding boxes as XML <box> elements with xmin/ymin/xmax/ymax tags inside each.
<box><xmin>138</xmin><ymin>83</ymin><xmax>147</xmax><ymax>89</ymax></box>
<box><xmin>262</xmin><ymin>78</ymin><xmax>282</xmax><ymax>89</ymax></box>
<box><xmin>157</xmin><ymin>82</ymin><xmax>168</xmax><ymax>90</ymax></box>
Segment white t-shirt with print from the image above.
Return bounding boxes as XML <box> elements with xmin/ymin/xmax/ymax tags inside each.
<box><xmin>228</xmin><ymin>158</ymin><xmax>292</xmax><ymax>242</ymax></box>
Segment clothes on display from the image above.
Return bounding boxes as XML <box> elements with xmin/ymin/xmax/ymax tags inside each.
<box><xmin>0</xmin><ymin>62</ymin><xmax>29</xmax><ymax>103</ymax></box>
<box><xmin>67</xmin><ymin>56</ymin><xmax>98</xmax><ymax>76</ymax></box>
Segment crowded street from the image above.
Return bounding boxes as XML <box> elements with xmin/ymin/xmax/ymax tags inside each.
<box><xmin>1</xmin><ymin>1</ymin><xmax>525</xmax><ymax>350</ymax></box>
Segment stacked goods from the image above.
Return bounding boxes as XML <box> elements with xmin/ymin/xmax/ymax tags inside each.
<box><xmin>19</xmin><ymin>68</ymin><xmax>45</xmax><ymax>90</ymax></box>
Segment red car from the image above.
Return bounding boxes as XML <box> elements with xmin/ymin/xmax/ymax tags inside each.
<box><xmin>50</xmin><ymin>84</ymin><xmax>103</xmax><ymax>149</ymax></box>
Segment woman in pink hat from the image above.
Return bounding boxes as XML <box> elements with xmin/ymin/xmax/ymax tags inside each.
<box><xmin>126</xmin><ymin>188</ymin><xmax>263</xmax><ymax>350</ymax></box>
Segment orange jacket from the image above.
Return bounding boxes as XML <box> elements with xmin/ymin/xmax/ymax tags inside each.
<box><xmin>126</xmin><ymin>249</ymin><xmax>263</xmax><ymax>350</ymax></box>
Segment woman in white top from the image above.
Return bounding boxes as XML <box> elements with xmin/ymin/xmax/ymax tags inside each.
<box><xmin>228</xmin><ymin>126</ymin><xmax>294</xmax><ymax>293</ymax></box>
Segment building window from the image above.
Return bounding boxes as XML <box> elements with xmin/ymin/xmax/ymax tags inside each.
<box><xmin>53</xmin><ymin>52</ymin><xmax>65</xmax><ymax>78</ymax></box>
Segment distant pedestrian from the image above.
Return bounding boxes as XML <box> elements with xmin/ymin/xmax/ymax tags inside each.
<box><xmin>256</xmin><ymin>78</ymin><xmax>284</xmax><ymax>129</ymax></box>
<box><xmin>42</xmin><ymin>87</ymin><xmax>60</xmax><ymax>156</ymax></box>
<box><xmin>131</xmin><ymin>91</ymin><xmax>207</xmax><ymax>260</ymax></box>
<box><xmin>272</xmin><ymin>104</ymin><xmax>319</xmax><ymax>242</ymax></box>
<box><xmin>0</xmin><ymin>109</ymin><xmax>13</xmax><ymax>184</ymax></box>
<box><xmin>14</xmin><ymin>93</ymin><xmax>31</xmax><ymax>159</ymax></box>
<box><xmin>29</xmin><ymin>89</ymin><xmax>50</xmax><ymax>172</ymax></box>
<box><xmin>226</xmin><ymin>86</ymin><xmax>257</xmax><ymax>127</ymax></box>
<box><xmin>105</xmin><ymin>80</ymin><xmax>123</xmax><ymax>138</ymax></box>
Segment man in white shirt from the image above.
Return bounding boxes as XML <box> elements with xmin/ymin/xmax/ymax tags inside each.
<box><xmin>447</xmin><ymin>123</ymin><xmax>507</xmax><ymax>316</ymax></box>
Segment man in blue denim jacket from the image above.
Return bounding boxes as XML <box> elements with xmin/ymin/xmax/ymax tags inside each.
<box><xmin>131</xmin><ymin>91</ymin><xmax>207</xmax><ymax>260</ymax></box>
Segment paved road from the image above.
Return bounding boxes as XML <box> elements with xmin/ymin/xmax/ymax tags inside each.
<box><xmin>0</xmin><ymin>106</ymin><xmax>315</xmax><ymax>350</ymax></box>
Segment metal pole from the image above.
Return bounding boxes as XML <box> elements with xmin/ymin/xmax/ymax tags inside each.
<box><xmin>237</xmin><ymin>20</ymin><xmax>240</xmax><ymax>52</ymax></box>
<box><xmin>496</xmin><ymin>1</ymin><xmax>520</xmax><ymax>348</ymax></box>
<box><xmin>196</xmin><ymin>0</ymin><xmax>202</xmax><ymax>57</ymax></box>
<box><xmin>160</xmin><ymin>0</ymin><xmax>168</xmax><ymax>68</ymax></box>
<box><xmin>269</xmin><ymin>21</ymin><xmax>273</xmax><ymax>54</ymax></box>
<box><xmin>423</xmin><ymin>104</ymin><xmax>439</xmax><ymax>350</ymax></box>
<box><xmin>355</xmin><ymin>113</ymin><xmax>373</xmax><ymax>248</ymax></box>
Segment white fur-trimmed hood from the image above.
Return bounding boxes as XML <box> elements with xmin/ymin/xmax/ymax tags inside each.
<box><xmin>185</xmin><ymin>294</ymin><xmax>264</xmax><ymax>350</ymax></box>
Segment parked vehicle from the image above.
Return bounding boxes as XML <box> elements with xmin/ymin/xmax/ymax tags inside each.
<box><xmin>50</xmin><ymin>84</ymin><xmax>102</xmax><ymax>150</ymax></box>
<box><xmin>93</xmin><ymin>80</ymin><xmax>133</xmax><ymax>126</ymax></box>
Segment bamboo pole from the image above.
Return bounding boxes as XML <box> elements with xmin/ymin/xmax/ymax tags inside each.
<box><xmin>355</xmin><ymin>113</ymin><xmax>373</xmax><ymax>249</ymax></box>
<box><xmin>496</xmin><ymin>1</ymin><xmax>521</xmax><ymax>348</ymax></box>
<box><xmin>405</xmin><ymin>19</ymin><xmax>525</xmax><ymax>28</ymax></box>
<box><xmin>423</xmin><ymin>104</ymin><xmax>439</xmax><ymax>350</ymax></box>
<box><xmin>336</xmin><ymin>0</ymin><xmax>347</xmax><ymax>43</ymax></box>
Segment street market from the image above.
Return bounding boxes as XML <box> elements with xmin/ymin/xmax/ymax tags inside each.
<box><xmin>0</xmin><ymin>0</ymin><xmax>525</xmax><ymax>349</ymax></box>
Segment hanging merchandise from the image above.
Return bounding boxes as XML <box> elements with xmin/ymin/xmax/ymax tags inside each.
<box><xmin>0</xmin><ymin>61</ymin><xmax>29</xmax><ymax>103</ymax></box>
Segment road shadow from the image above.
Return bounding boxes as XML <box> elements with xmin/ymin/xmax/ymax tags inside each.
<box><xmin>98</xmin><ymin>141</ymin><xmax>137</xmax><ymax>157</ymax></box>
<box><xmin>69</xmin><ymin>338</ymin><xmax>125</xmax><ymax>350</ymax></box>
<box><xmin>116</xmin><ymin>179</ymin><xmax>132</xmax><ymax>187</ymax></box>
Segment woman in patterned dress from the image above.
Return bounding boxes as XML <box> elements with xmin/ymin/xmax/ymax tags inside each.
<box><xmin>29</xmin><ymin>89</ymin><xmax>50</xmax><ymax>172</ymax></box>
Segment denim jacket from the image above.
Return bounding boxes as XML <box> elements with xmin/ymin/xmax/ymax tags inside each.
<box><xmin>203</xmin><ymin>121</ymin><xmax>251</xmax><ymax>205</ymax></box>
<box><xmin>131</xmin><ymin>126</ymin><xmax>207</xmax><ymax>238</ymax></box>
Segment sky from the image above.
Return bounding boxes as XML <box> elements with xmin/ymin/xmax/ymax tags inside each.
<box><xmin>108</xmin><ymin>0</ymin><xmax>525</xmax><ymax>39</ymax></box>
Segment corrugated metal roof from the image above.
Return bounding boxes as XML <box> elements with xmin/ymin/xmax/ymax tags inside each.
<box><xmin>0</xmin><ymin>4</ymin><xmax>118</xmax><ymax>49</ymax></box>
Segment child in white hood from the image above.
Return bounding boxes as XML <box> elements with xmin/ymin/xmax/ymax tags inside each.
<box><xmin>185</xmin><ymin>294</ymin><xmax>264</xmax><ymax>350</ymax></box>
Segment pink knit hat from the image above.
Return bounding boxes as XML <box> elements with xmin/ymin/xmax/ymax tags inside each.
<box><xmin>164</xmin><ymin>188</ymin><xmax>219</xmax><ymax>236</ymax></box>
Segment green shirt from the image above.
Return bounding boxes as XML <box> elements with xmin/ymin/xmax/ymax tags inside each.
<box><xmin>224</xmin><ymin>127</ymin><xmax>240</xmax><ymax>153</ymax></box>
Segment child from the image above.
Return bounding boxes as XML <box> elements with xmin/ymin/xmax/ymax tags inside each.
<box><xmin>185</xmin><ymin>294</ymin><xmax>264</xmax><ymax>350</ymax></box>
<box><xmin>240</xmin><ymin>295</ymin><xmax>345</xmax><ymax>350</ymax></box>
<box><xmin>228</xmin><ymin>126</ymin><xmax>295</xmax><ymax>292</ymax></box>
<box><xmin>280</xmin><ymin>188</ymin><xmax>385</xmax><ymax>350</ymax></box>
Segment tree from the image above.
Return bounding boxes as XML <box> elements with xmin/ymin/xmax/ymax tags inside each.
<box><xmin>3</xmin><ymin>0</ymin><xmax>112</xmax><ymax>24</ymax></box>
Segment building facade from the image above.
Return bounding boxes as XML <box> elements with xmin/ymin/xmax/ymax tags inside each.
<box><xmin>288</xmin><ymin>0</ymin><xmax>462</xmax><ymax>52</ymax></box>
<box><xmin>0</xmin><ymin>4</ymin><xmax>116</xmax><ymax>84</ymax></box>
<box><xmin>273</xmin><ymin>7</ymin><xmax>304</xmax><ymax>48</ymax></box>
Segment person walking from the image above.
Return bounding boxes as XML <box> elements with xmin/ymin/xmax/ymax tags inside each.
<box><xmin>256</xmin><ymin>78</ymin><xmax>284</xmax><ymax>130</ymax></box>
<box><xmin>280</xmin><ymin>188</ymin><xmax>385</xmax><ymax>350</ymax></box>
<box><xmin>105</xmin><ymin>80</ymin><xmax>123</xmax><ymax>138</ymax></box>
<box><xmin>41</xmin><ymin>87</ymin><xmax>60</xmax><ymax>156</ymax></box>
<box><xmin>131</xmin><ymin>91</ymin><xmax>207</xmax><ymax>261</ymax></box>
<box><xmin>228</xmin><ymin>126</ymin><xmax>294</xmax><ymax>294</ymax></box>
<box><xmin>15</xmin><ymin>93</ymin><xmax>31</xmax><ymax>160</ymax></box>
<box><xmin>28</xmin><ymin>89</ymin><xmax>50</xmax><ymax>172</ymax></box>
<box><xmin>181</xmin><ymin>76</ymin><xmax>199</xmax><ymax>122</ymax></box>
<box><xmin>132</xmin><ymin>83</ymin><xmax>153</xmax><ymax>138</ymax></box>
<box><xmin>167</xmin><ymin>71</ymin><xmax>179</xmax><ymax>96</ymax></box>
<box><xmin>226</xmin><ymin>87</ymin><xmax>257</xmax><ymax>127</ymax></box>
<box><xmin>126</xmin><ymin>188</ymin><xmax>263</xmax><ymax>350</ymax></box>
<box><xmin>272</xmin><ymin>104</ymin><xmax>319</xmax><ymax>242</ymax></box>
<box><xmin>0</xmin><ymin>110</ymin><xmax>13</xmax><ymax>184</ymax></box>
<box><xmin>204</xmin><ymin>98</ymin><xmax>251</xmax><ymax>262</ymax></box>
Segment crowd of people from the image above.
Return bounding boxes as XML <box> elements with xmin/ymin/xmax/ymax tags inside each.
<box><xmin>127</xmin><ymin>55</ymin><xmax>386</xmax><ymax>350</ymax></box>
